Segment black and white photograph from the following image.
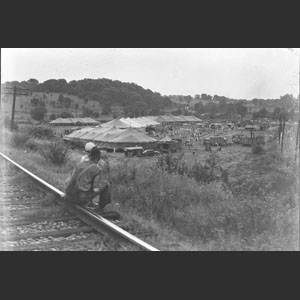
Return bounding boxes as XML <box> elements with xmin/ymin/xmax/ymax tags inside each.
<box><xmin>0</xmin><ymin>48</ymin><xmax>299</xmax><ymax>251</ymax></box>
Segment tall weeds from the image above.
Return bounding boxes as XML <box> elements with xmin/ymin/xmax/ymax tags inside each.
<box><xmin>156</xmin><ymin>152</ymin><xmax>228</xmax><ymax>184</ymax></box>
<box><xmin>39</xmin><ymin>139</ymin><xmax>69</xmax><ymax>165</ymax></box>
<box><xmin>109</xmin><ymin>152</ymin><xmax>298</xmax><ymax>248</ymax></box>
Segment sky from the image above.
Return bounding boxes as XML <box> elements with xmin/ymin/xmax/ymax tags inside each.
<box><xmin>1</xmin><ymin>48</ymin><xmax>299</xmax><ymax>100</ymax></box>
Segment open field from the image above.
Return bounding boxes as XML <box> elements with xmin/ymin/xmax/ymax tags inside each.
<box><xmin>0</xmin><ymin>125</ymin><xmax>299</xmax><ymax>250</ymax></box>
<box><xmin>0</xmin><ymin>91</ymin><xmax>114</xmax><ymax>124</ymax></box>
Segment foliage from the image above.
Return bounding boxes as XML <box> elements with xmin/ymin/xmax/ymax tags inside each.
<box><xmin>50</xmin><ymin>113</ymin><xmax>56</xmax><ymax>120</ymax></box>
<box><xmin>60</xmin><ymin>111</ymin><xmax>74</xmax><ymax>118</ymax></box>
<box><xmin>31</xmin><ymin>106</ymin><xmax>47</xmax><ymax>121</ymax></box>
<box><xmin>10</xmin><ymin>132</ymin><xmax>29</xmax><ymax>148</ymax></box>
<box><xmin>201</xmin><ymin>93</ymin><xmax>212</xmax><ymax>100</ymax></box>
<box><xmin>49</xmin><ymin>100</ymin><xmax>56</xmax><ymax>107</ymax></box>
<box><xmin>81</xmin><ymin>106</ymin><xmax>94</xmax><ymax>117</ymax></box>
<box><xmin>58</xmin><ymin>94</ymin><xmax>64</xmax><ymax>106</ymax></box>
<box><xmin>5</xmin><ymin>78</ymin><xmax>172</xmax><ymax>116</ymax></box>
<box><xmin>58</xmin><ymin>94</ymin><xmax>72</xmax><ymax>108</ymax></box>
<box><xmin>26</xmin><ymin>125</ymin><xmax>55</xmax><ymax>139</ymax></box>
<box><xmin>235</xmin><ymin>102</ymin><xmax>248</xmax><ymax>118</ymax></box>
<box><xmin>4</xmin><ymin>117</ymin><xmax>18</xmax><ymax>131</ymax></box>
<box><xmin>156</xmin><ymin>152</ymin><xmax>228</xmax><ymax>184</ymax></box>
<box><xmin>63</xmin><ymin>97</ymin><xmax>72</xmax><ymax>108</ymax></box>
<box><xmin>25</xmin><ymin>138</ymin><xmax>42</xmax><ymax>151</ymax></box>
<box><xmin>109</xmin><ymin>158</ymin><xmax>298</xmax><ymax>246</ymax></box>
<box><xmin>28</xmin><ymin>78</ymin><xmax>39</xmax><ymax>84</ymax></box>
<box><xmin>253</xmin><ymin>108</ymin><xmax>269</xmax><ymax>120</ymax></box>
<box><xmin>93</xmin><ymin>111</ymin><xmax>100</xmax><ymax>118</ymax></box>
<box><xmin>193</xmin><ymin>100</ymin><xmax>248</xmax><ymax>119</ymax></box>
<box><xmin>126</xmin><ymin>101</ymin><xmax>147</xmax><ymax>117</ymax></box>
<box><xmin>30</xmin><ymin>98</ymin><xmax>40</xmax><ymax>107</ymax></box>
<box><xmin>39</xmin><ymin>101</ymin><xmax>46</xmax><ymax>107</ymax></box>
<box><xmin>101</xmin><ymin>104</ymin><xmax>111</xmax><ymax>115</ymax></box>
<box><xmin>79</xmin><ymin>106</ymin><xmax>99</xmax><ymax>118</ymax></box>
<box><xmin>5</xmin><ymin>140</ymin><xmax>298</xmax><ymax>250</ymax></box>
<box><xmin>39</xmin><ymin>139</ymin><xmax>69</xmax><ymax>164</ymax></box>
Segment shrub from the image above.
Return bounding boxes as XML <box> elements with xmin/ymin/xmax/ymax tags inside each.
<box><xmin>4</xmin><ymin>117</ymin><xmax>18</xmax><ymax>131</ymax></box>
<box><xmin>10</xmin><ymin>132</ymin><xmax>29</xmax><ymax>148</ymax></box>
<box><xmin>25</xmin><ymin>138</ymin><xmax>41</xmax><ymax>151</ymax></box>
<box><xmin>30</xmin><ymin>98</ymin><xmax>40</xmax><ymax>107</ymax></box>
<box><xmin>26</xmin><ymin>125</ymin><xmax>55</xmax><ymax>139</ymax></box>
<box><xmin>156</xmin><ymin>152</ymin><xmax>228</xmax><ymax>184</ymax></box>
<box><xmin>31</xmin><ymin>106</ymin><xmax>47</xmax><ymax>121</ymax></box>
<box><xmin>109</xmin><ymin>157</ymin><xmax>298</xmax><ymax>247</ymax></box>
<box><xmin>109</xmin><ymin>158</ymin><xmax>138</xmax><ymax>185</ymax></box>
<box><xmin>93</xmin><ymin>112</ymin><xmax>100</xmax><ymax>118</ymax></box>
<box><xmin>39</xmin><ymin>139</ymin><xmax>69</xmax><ymax>164</ymax></box>
<box><xmin>50</xmin><ymin>114</ymin><xmax>56</xmax><ymax>120</ymax></box>
<box><xmin>60</xmin><ymin>111</ymin><xmax>74</xmax><ymax>118</ymax></box>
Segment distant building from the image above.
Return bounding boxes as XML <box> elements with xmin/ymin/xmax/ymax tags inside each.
<box><xmin>49</xmin><ymin>117</ymin><xmax>99</xmax><ymax>136</ymax></box>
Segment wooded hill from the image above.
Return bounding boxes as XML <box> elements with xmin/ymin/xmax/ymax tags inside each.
<box><xmin>2</xmin><ymin>78</ymin><xmax>298</xmax><ymax>123</ymax></box>
<box><xmin>2</xmin><ymin>78</ymin><xmax>173</xmax><ymax>117</ymax></box>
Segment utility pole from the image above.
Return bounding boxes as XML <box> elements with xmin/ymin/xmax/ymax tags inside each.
<box><xmin>11</xmin><ymin>87</ymin><xmax>17</xmax><ymax>131</ymax></box>
<box><xmin>292</xmin><ymin>49</ymin><xmax>300</xmax><ymax>194</ymax></box>
<box><xmin>295</xmin><ymin>50</ymin><xmax>300</xmax><ymax>163</ymax></box>
<box><xmin>3</xmin><ymin>86</ymin><xmax>30</xmax><ymax>132</ymax></box>
<box><xmin>298</xmin><ymin>49</ymin><xmax>300</xmax><ymax>162</ymax></box>
<box><xmin>281</xmin><ymin>120</ymin><xmax>285</xmax><ymax>154</ymax></box>
<box><xmin>0</xmin><ymin>49</ymin><xmax>1</xmax><ymax>112</ymax></box>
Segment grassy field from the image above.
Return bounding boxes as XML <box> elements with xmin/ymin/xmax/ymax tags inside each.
<box><xmin>0</xmin><ymin>91</ymin><xmax>114</xmax><ymax>123</ymax></box>
<box><xmin>0</xmin><ymin>125</ymin><xmax>299</xmax><ymax>251</ymax></box>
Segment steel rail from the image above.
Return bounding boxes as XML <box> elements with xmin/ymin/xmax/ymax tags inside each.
<box><xmin>0</xmin><ymin>152</ymin><xmax>159</xmax><ymax>251</ymax></box>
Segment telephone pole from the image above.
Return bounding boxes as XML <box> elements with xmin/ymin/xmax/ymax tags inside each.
<box><xmin>0</xmin><ymin>49</ymin><xmax>1</xmax><ymax>112</ymax></box>
<box><xmin>293</xmin><ymin>49</ymin><xmax>300</xmax><ymax>193</ymax></box>
<box><xmin>11</xmin><ymin>87</ymin><xmax>17</xmax><ymax>131</ymax></box>
<box><xmin>298</xmin><ymin>49</ymin><xmax>300</xmax><ymax>160</ymax></box>
<box><xmin>295</xmin><ymin>50</ymin><xmax>300</xmax><ymax>163</ymax></box>
<box><xmin>3</xmin><ymin>86</ymin><xmax>30</xmax><ymax>132</ymax></box>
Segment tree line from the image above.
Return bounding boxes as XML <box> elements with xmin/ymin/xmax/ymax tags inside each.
<box><xmin>193</xmin><ymin>100</ymin><xmax>295</xmax><ymax>121</ymax></box>
<box><xmin>3</xmin><ymin>78</ymin><xmax>173</xmax><ymax>117</ymax></box>
<box><xmin>3</xmin><ymin>79</ymin><xmax>297</xmax><ymax>122</ymax></box>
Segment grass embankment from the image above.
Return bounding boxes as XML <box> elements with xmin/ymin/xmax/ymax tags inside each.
<box><xmin>110</xmin><ymin>152</ymin><xmax>299</xmax><ymax>250</ymax></box>
<box><xmin>1</xmin><ymin>126</ymin><xmax>299</xmax><ymax>250</ymax></box>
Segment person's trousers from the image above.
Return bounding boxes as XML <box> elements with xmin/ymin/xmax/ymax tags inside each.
<box><xmin>74</xmin><ymin>185</ymin><xmax>111</xmax><ymax>209</ymax></box>
<box><xmin>99</xmin><ymin>184</ymin><xmax>111</xmax><ymax>209</ymax></box>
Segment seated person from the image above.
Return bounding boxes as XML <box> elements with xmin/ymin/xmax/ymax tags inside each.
<box><xmin>65</xmin><ymin>147</ymin><xmax>111</xmax><ymax>211</ymax></box>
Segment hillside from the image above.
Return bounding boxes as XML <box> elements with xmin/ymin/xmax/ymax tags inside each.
<box><xmin>1</xmin><ymin>78</ymin><xmax>298</xmax><ymax>125</ymax></box>
<box><xmin>1</xmin><ymin>78</ymin><xmax>173</xmax><ymax>120</ymax></box>
<box><xmin>0</xmin><ymin>91</ymin><xmax>105</xmax><ymax>123</ymax></box>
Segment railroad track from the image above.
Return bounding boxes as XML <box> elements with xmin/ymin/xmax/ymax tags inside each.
<box><xmin>0</xmin><ymin>152</ymin><xmax>159</xmax><ymax>251</ymax></box>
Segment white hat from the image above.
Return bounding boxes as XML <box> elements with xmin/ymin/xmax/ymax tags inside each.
<box><xmin>85</xmin><ymin>142</ymin><xmax>96</xmax><ymax>152</ymax></box>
